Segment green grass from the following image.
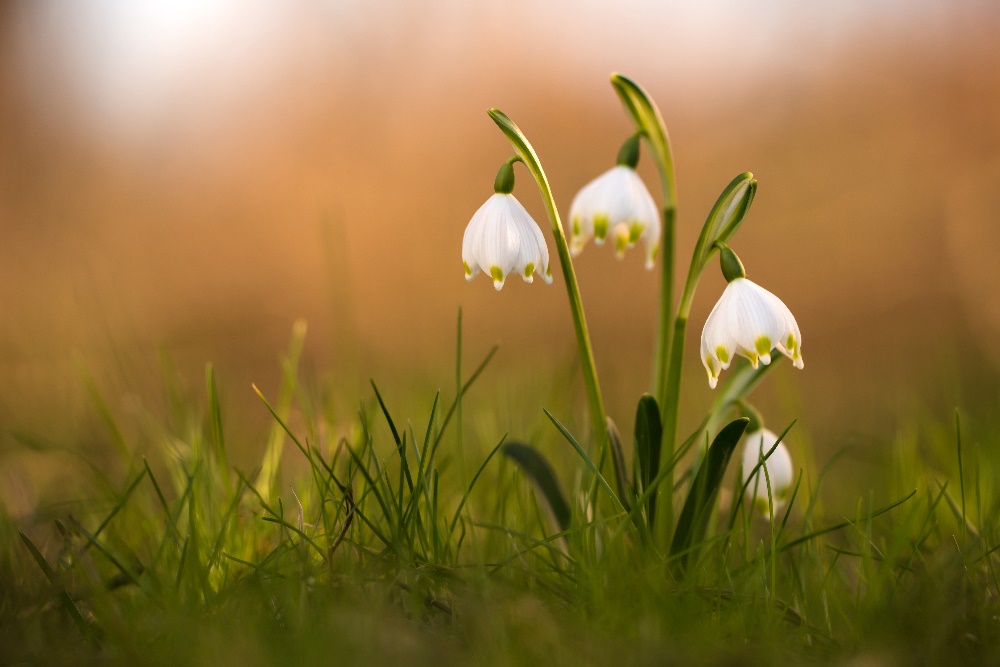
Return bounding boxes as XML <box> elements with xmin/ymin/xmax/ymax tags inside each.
<box><xmin>3</xmin><ymin>328</ymin><xmax>1000</xmax><ymax>666</ymax></box>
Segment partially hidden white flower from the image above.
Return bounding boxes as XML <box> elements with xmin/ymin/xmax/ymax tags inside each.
<box><xmin>700</xmin><ymin>277</ymin><xmax>803</xmax><ymax>389</ymax></box>
<box><xmin>741</xmin><ymin>428</ymin><xmax>794</xmax><ymax>514</ymax></box>
<box><xmin>462</xmin><ymin>193</ymin><xmax>552</xmax><ymax>291</ymax></box>
<box><xmin>568</xmin><ymin>165</ymin><xmax>660</xmax><ymax>268</ymax></box>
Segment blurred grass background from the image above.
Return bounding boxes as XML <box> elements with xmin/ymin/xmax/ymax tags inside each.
<box><xmin>1</xmin><ymin>1</ymin><xmax>999</xmax><ymax>515</ymax></box>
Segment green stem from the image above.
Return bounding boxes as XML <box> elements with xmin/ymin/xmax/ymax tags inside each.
<box><xmin>652</xmin><ymin>205</ymin><xmax>676</xmax><ymax>439</ymax></box>
<box><xmin>488</xmin><ymin>109</ymin><xmax>608</xmax><ymax>457</ymax></box>
<box><xmin>654</xmin><ymin>174</ymin><xmax>756</xmax><ymax>543</ymax></box>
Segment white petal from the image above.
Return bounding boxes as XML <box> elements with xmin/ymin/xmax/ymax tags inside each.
<box><xmin>741</xmin><ymin>428</ymin><xmax>794</xmax><ymax>512</ymax></box>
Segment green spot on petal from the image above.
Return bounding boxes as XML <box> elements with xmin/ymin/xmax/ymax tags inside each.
<box><xmin>755</xmin><ymin>336</ymin><xmax>772</xmax><ymax>356</ymax></box>
<box><xmin>628</xmin><ymin>222</ymin><xmax>643</xmax><ymax>243</ymax></box>
<box><xmin>594</xmin><ymin>214</ymin><xmax>609</xmax><ymax>240</ymax></box>
<box><xmin>786</xmin><ymin>334</ymin><xmax>797</xmax><ymax>352</ymax></box>
<box><xmin>716</xmin><ymin>346</ymin><xmax>729</xmax><ymax>365</ymax></box>
<box><xmin>752</xmin><ymin>496</ymin><xmax>771</xmax><ymax>515</ymax></box>
<box><xmin>572</xmin><ymin>217</ymin><xmax>581</xmax><ymax>236</ymax></box>
<box><xmin>464</xmin><ymin>261</ymin><xmax>472</xmax><ymax>277</ymax></box>
<box><xmin>490</xmin><ymin>266</ymin><xmax>504</xmax><ymax>282</ymax></box>
<box><xmin>524</xmin><ymin>263</ymin><xmax>534</xmax><ymax>278</ymax></box>
<box><xmin>705</xmin><ymin>356</ymin><xmax>716</xmax><ymax>374</ymax></box>
<box><xmin>615</xmin><ymin>233</ymin><xmax>628</xmax><ymax>254</ymax></box>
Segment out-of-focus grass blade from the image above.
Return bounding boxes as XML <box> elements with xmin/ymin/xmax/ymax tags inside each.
<box><xmin>634</xmin><ymin>394</ymin><xmax>661</xmax><ymax>524</ymax></box>
<box><xmin>77</xmin><ymin>359</ymin><xmax>130</xmax><ymax>459</ymax></box>
<box><xmin>255</xmin><ymin>320</ymin><xmax>307</xmax><ymax>501</ymax></box>
<box><xmin>670</xmin><ymin>417</ymin><xmax>749</xmax><ymax>573</ymax></box>
<box><xmin>778</xmin><ymin>489</ymin><xmax>917</xmax><ymax>553</ymax></box>
<box><xmin>502</xmin><ymin>442</ymin><xmax>571</xmax><ymax>533</ymax></box>
<box><xmin>448</xmin><ymin>434</ymin><xmax>507</xmax><ymax>537</ymax></box>
<box><xmin>19</xmin><ymin>530</ymin><xmax>96</xmax><ymax>642</ymax></box>
<box><xmin>82</xmin><ymin>468</ymin><xmax>147</xmax><ymax>552</ymax></box>
<box><xmin>206</xmin><ymin>363</ymin><xmax>231</xmax><ymax>491</ymax></box>
<box><xmin>606</xmin><ymin>418</ymin><xmax>631</xmax><ymax>512</ymax></box>
<box><xmin>429</xmin><ymin>344</ymin><xmax>499</xmax><ymax>463</ymax></box>
<box><xmin>19</xmin><ymin>530</ymin><xmax>57</xmax><ymax>581</ymax></box>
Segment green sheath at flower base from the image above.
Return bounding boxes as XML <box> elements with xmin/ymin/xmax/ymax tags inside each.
<box><xmin>616</xmin><ymin>134</ymin><xmax>641</xmax><ymax>169</ymax></box>
<box><xmin>494</xmin><ymin>157</ymin><xmax>519</xmax><ymax>194</ymax></box>
<box><xmin>717</xmin><ymin>243</ymin><xmax>746</xmax><ymax>282</ymax></box>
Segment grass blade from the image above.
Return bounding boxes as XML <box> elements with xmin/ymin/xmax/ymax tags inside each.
<box><xmin>448</xmin><ymin>434</ymin><xmax>507</xmax><ymax>537</ymax></box>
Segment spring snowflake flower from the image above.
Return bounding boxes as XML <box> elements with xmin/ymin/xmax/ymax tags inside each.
<box><xmin>462</xmin><ymin>192</ymin><xmax>552</xmax><ymax>291</ymax></box>
<box><xmin>741</xmin><ymin>428</ymin><xmax>794</xmax><ymax>513</ymax></box>
<box><xmin>568</xmin><ymin>136</ymin><xmax>660</xmax><ymax>268</ymax></box>
<box><xmin>700</xmin><ymin>246</ymin><xmax>803</xmax><ymax>389</ymax></box>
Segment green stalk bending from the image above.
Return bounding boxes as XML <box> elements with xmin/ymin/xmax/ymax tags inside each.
<box><xmin>488</xmin><ymin>109</ymin><xmax>608</xmax><ymax>457</ymax></box>
<box><xmin>655</xmin><ymin>173</ymin><xmax>757</xmax><ymax>541</ymax></box>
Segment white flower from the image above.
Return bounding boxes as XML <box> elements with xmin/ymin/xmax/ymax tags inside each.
<box><xmin>700</xmin><ymin>277</ymin><xmax>803</xmax><ymax>389</ymax></box>
<box><xmin>462</xmin><ymin>193</ymin><xmax>552</xmax><ymax>290</ymax></box>
<box><xmin>741</xmin><ymin>428</ymin><xmax>794</xmax><ymax>513</ymax></box>
<box><xmin>568</xmin><ymin>165</ymin><xmax>660</xmax><ymax>268</ymax></box>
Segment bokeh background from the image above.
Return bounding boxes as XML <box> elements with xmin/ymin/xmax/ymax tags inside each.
<box><xmin>2</xmin><ymin>1</ymin><xmax>1000</xmax><ymax>507</ymax></box>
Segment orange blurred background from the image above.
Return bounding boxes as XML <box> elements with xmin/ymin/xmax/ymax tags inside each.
<box><xmin>2</xmin><ymin>1</ymin><xmax>1000</xmax><ymax>488</ymax></box>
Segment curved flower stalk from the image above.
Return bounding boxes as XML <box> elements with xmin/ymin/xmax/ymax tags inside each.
<box><xmin>700</xmin><ymin>244</ymin><xmax>803</xmax><ymax>389</ymax></box>
<box><xmin>568</xmin><ymin>136</ymin><xmax>660</xmax><ymax>268</ymax></box>
<box><xmin>485</xmin><ymin>109</ymin><xmax>609</xmax><ymax>466</ymax></box>
<box><xmin>463</xmin><ymin>161</ymin><xmax>553</xmax><ymax>290</ymax></box>
<box><xmin>741</xmin><ymin>428</ymin><xmax>794</xmax><ymax>514</ymax></box>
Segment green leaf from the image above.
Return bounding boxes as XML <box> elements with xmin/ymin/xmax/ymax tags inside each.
<box><xmin>606</xmin><ymin>418</ymin><xmax>631</xmax><ymax>512</ymax></box>
<box><xmin>634</xmin><ymin>394</ymin><xmax>662</xmax><ymax>525</ymax></box>
<box><xmin>502</xmin><ymin>442</ymin><xmax>572</xmax><ymax>533</ymax></box>
<box><xmin>610</xmin><ymin>73</ymin><xmax>676</xmax><ymax>208</ymax></box>
<box><xmin>670</xmin><ymin>417</ymin><xmax>749</xmax><ymax>573</ymax></box>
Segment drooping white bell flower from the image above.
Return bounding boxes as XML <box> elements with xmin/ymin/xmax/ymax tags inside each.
<box><xmin>462</xmin><ymin>190</ymin><xmax>552</xmax><ymax>291</ymax></box>
<box><xmin>741</xmin><ymin>428</ymin><xmax>794</xmax><ymax>514</ymax></box>
<box><xmin>700</xmin><ymin>245</ymin><xmax>803</xmax><ymax>389</ymax></box>
<box><xmin>568</xmin><ymin>136</ymin><xmax>660</xmax><ymax>269</ymax></box>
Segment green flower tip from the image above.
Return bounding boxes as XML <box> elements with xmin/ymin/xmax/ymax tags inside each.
<box><xmin>717</xmin><ymin>243</ymin><xmax>746</xmax><ymax>282</ymax></box>
<box><xmin>616</xmin><ymin>134</ymin><xmax>641</xmax><ymax>169</ymax></box>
